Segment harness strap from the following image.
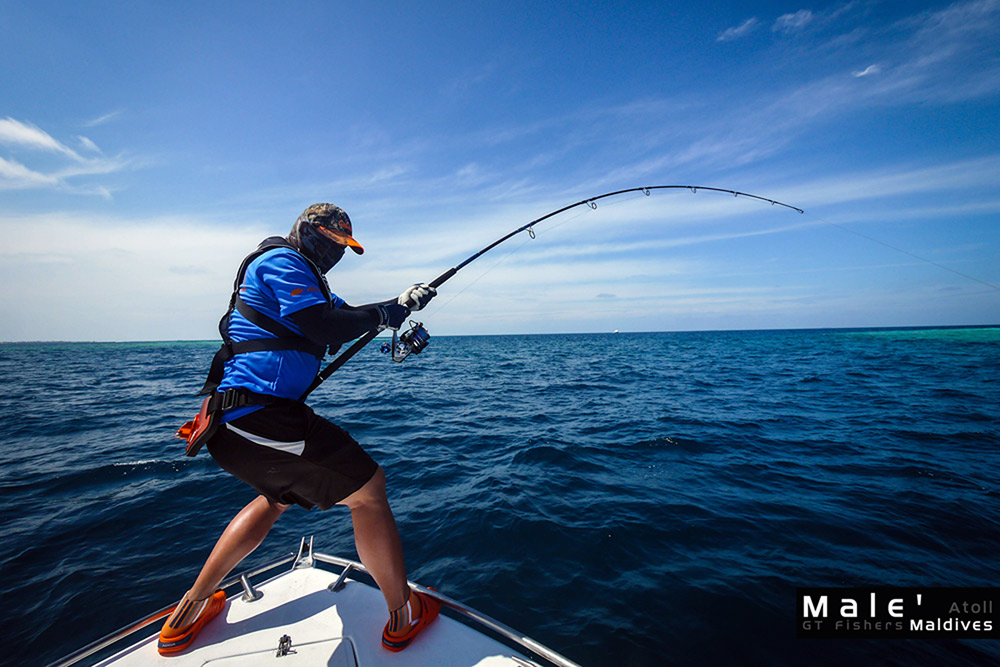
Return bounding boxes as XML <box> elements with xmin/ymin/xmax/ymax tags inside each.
<box><xmin>197</xmin><ymin>237</ymin><xmax>331</xmax><ymax>396</ymax></box>
<box><xmin>235</xmin><ymin>295</ymin><xmax>302</xmax><ymax>340</ymax></box>
<box><xmin>198</xmin><ymin>336</ymin><xmax>326</xmax><ymax>396</ymax></box>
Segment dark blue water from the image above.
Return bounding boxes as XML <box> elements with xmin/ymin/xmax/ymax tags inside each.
<box><xmin>2</xmin><ymin>328</ymin><xmax>999</xmax><ymax>666</ymax></box>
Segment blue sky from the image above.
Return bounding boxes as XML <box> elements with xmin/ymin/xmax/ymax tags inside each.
<box><xmin>2</xmin><ymin>0</ymin><xmax>998</xmax><ymax>340</ymax></box>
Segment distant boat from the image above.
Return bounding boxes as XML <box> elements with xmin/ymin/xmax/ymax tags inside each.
<box><xmin>613</xmin><ymin>330</ymin><xmax>619</xmax><ymax>334</ymax></box>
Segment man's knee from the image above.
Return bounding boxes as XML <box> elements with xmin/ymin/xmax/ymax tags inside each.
<box><xmin>339</xmin><ymin>467</ymin><xmax>387</xmax><ymax>509</ymax></box>
<box><xmin>255</xmin><ymin>495</ymin><xmax>290</xmax><ymax>515</ymax></box>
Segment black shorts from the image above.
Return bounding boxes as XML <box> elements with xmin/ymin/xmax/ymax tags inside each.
<box><xmin>206</xmin><ymin>402</ymin><xmax>378</xmax><ymax>510</ymax></box>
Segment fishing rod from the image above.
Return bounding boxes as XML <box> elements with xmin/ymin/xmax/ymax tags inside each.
<box><xmin>300</xmin><ymin>185</ymin><xmax>803</xmax><ymax>398</ymax></box>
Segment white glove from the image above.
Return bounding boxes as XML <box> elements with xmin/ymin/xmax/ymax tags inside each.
<box><xmin>398</xmin><ymin>283</ymin><xmax>437</xmax><ymax>311</ymax></box>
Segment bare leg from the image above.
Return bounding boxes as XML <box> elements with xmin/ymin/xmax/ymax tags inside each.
<box><xmin>159</xmin><ymin>495</ymin><xmax>287</xmax><ymax>651</ymax></box>
<box><xmin>187</xmin><ymin>495</ymin><xmax>290</xmax><ymax>600</ymax></box>
<box><xmin>339</xmin><ymin>467</ymin><xmax>410</xmax><ymax>611</ymax></box>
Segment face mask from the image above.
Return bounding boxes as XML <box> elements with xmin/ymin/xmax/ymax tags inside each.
<box><xmin>297</xmin><ymin>222</ymin><xmax>347</xmax><ymax>272</ymax></box>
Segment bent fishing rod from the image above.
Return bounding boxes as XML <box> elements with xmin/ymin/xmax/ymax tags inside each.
<box><xmin>300</xmin><ymin>185</ymin><xmax>803</xmax><ymax>398</ymax></box>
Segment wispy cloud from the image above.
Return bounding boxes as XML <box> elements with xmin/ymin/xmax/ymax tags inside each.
<box><xmin>773</xmin><ymin>9</ymin><xmax>814</xmax><ymax>33</ymax></box>
<box><xmin>0</xmin><ymin>156</ymin><xmax>59</xmax><ymax>189</ymax></box>
<box><xmin>630</xmin><ymin>0</ymin><xmax>1000</xmax><ymax>173</ymax></box>
<box><xmin>321</xmin><ymin>0</ymin><xmax>1000</xmax><ymax>222</ymax></box>
<box><xmin>887</xmin><ymin>0</ymin><xmax>1000</xmax><ymax>102</ymax></box>
<box><xmin>0</xmin><ymin>154</ymin><xmax>117</xmax><ymax>197</ymax></box>
<box><xmin>83</xmin><ymin>110</ymin><xmax>124</xmax><ymax>127</ymax></box>
<box><xmin>388</xmin><ymin>5</ymin><xmax>968</xmax><ymax>193</ymax></box>
<box><xmin>717</xmin><ymin>18</ymin><xmax>760</xmax><ymax>42</ymax></box>
<box><xmin>77</xmin><ymin>136</ymin><xmax>102</xmax><ymax>153</ymax></box>
<box><xmin>442</xmin><ymin>56</ymin><xmax>508</xmax><ymax>104</ymax></box>
<box><xmin>0</xmin><ymin>117</ymin><xmax>84</xmax><ymax>161</ymax></box>
<box><xmin>0</xmin><ymin>117</ymin><xmax>128</xmax><ymax>196</ymax></box>
<box><xmin>852</xmin><ymin>64</ymin><xmax>881</xmax><ymax>77</ymax></box>
<box><xmin>777</xmin><ymin>155</ymin><xmax>1000</xmax><ymax>211</ymax></box>
<box><xmin>260</xmin><ymin>0</ymin><xmax>999</xmax><ymax>225</ymax></box>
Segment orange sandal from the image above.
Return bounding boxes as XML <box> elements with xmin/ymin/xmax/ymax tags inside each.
<box><xmin>382</xmin><ymin>589</ymin><xmax>441</xmax><ymax>652</ymax></box>
<box><xmin>157</xmin><ymin>590</ymin><xmax>226</xmax><ymax>655</ymax></box>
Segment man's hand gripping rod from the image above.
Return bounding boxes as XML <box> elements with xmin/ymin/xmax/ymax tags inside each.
<box><xmin>298</xmin><ymin>270</ymin><xmax>452</xmax><ymax>400</ymax></box>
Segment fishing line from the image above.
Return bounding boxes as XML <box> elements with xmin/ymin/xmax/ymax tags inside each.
<box><xmin>804</xmin><ymin>213</ymin><xmax>1000</xmax><ymax>292</ymax></box>
<box><xmin>428</xmin><ymin>186</ymin><xmax>770</xmax><ymax>315</ymax></box>
<box><xmin>538</xmin><ymin>190</ymin><xmax>649</xmax><ymax>237</ymax></box>
<box><xmin>424</xmin><ymin>230</ymin><xmax>533</xmax><ymax>315</ymax></box>
<box><xmin>434</xmin><ymin>185</ymin><xmax>802</xmax><ymax>287</ymax></box>
<box><xmin>425</xmin><ymin>199</ymin><xmax>603</xmax><ymax>315</ymax></box>
<box><xmin>435</xmin><ymin>186</ymin><xmax>800</xmax><ymax>314</ymax></box>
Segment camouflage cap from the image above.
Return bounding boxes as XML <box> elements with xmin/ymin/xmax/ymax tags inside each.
<box><xmin>296</xmin><ymin>203</ymin><xmax>364</xmax><ymax>254</ymax></box>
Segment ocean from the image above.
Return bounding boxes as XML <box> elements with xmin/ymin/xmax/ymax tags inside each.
<box><xmin>1</xmin><ymin>328</ymin><xmax>998</xmax><ymax>666</ymax></box>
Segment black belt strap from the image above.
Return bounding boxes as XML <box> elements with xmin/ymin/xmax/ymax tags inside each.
<box><xmin>207</xmin><ymin>387</ymin><xmax>293</xmax><ymax>412</ymax></box>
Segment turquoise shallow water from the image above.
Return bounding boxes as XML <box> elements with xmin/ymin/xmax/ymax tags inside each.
<box><xmin>1</xmin><ymin>327</ymin><xmax>999</xmax><ymax>666</ymax></box>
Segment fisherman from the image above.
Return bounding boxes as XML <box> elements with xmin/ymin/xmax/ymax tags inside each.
<box><xmin>159</xmin><ymin>204</ymin><xmax>439</xmax><ymax>655</ymax></box>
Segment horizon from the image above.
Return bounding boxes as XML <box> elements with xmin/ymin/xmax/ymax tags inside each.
<box><xmin>4</xmin><ymin>322</ymin><xmax>998</xmax><ymax>346</ymax></box>
<box><xmin>3</xmin><ymin>1</ymin><xmax>999</xmax><ymax>340</ymax></box>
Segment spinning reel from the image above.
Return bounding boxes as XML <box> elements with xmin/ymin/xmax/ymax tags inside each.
<box><xmin>380</xmin><ymin>321</ymin><xmax>430</xmax><ymax>362</ymax></box>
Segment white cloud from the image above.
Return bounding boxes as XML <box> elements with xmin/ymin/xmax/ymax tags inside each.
<box><xmin>2</xmin><ymin>147</ymin><xmax>995</xmax><ymax>341</ymax></box>
<box><xmin>904</xmin><ymin>0</ymin><xmax>1000</xmax><ymax>37</ymax></box>
<box><xmin>0</xmin><ymin>189</ymin><xmax>811</xmax><ymax>341</ymax></box>
<box><xmin>773</xmin><ymin>9</ymin><xmax>815</xmax><ymax>33</ymax></box>
<box><xmin>0</xmin><ymin>213</ymin><xmax>271</xmax><ymax>341</ymax></box>
<box><xmin>0</xmin><ymin>117</ymin><xmax>83</xmax><ymax>161</ymax></box>
<box><xmin>0</xmin><ymin>117</ymin><xmax>128</xmax><ymax>196</ymax></box>
<box><xmin>852</xmin><ymin>64</ymin><xmax>881</xmax><ymax>77</ymax></box>
<box><xmin>888</xmin><ymin>0</ymin><xmax>1000</xmax><ymax>102</ymax></box>
<box><xmin>91</xmin><ymin>185</ymin><xmax>113</xmax><ymax>200</ymax></box>
<box><xmin>771</xmin><ymin>155</ymin><xmax>1000</xmax><ymax>210</ymax></box>
<box><xmin>78</xmin><ymin>136</ymin><xmax>102</xmax><ymax>153</ymax></box>
<box><xmin>627</xmin><ymin>0</ymin><xmax>1000</xmax><ymax>173</ymax></box>
<box><xmin>717</xmin><ymin>18</ymin><xmax>760</xmax><ymax>42</ymax></box>
<box><xmin>83</xmin><ymin>110</ymin><xmax>124</xmax><ymax>127</ymax></box>
<box><xmin>0</xmin><ymin>156</ymin><xmax>59</xmax><ymax>189</ymax></box>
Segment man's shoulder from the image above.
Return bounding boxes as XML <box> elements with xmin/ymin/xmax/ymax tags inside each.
<box><xmin>243</xmin><ymin>245</ymin><xmax>330</xmax><ymax>307</ymax></box>
<box><xmin>247</xmin><ymin>246</ymin><xmax>314</xmax><ymax>276</ymax></box>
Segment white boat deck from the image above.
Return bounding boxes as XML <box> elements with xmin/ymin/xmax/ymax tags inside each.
<box><xmin>61</xmin><ymin>539</ymin><xmax>577</xmax><ymax>667</ymax></box>
<box><xmin>96</xmin><ymin>566</ymin><xmax>535</xmax><ymax>666</ymax></box>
